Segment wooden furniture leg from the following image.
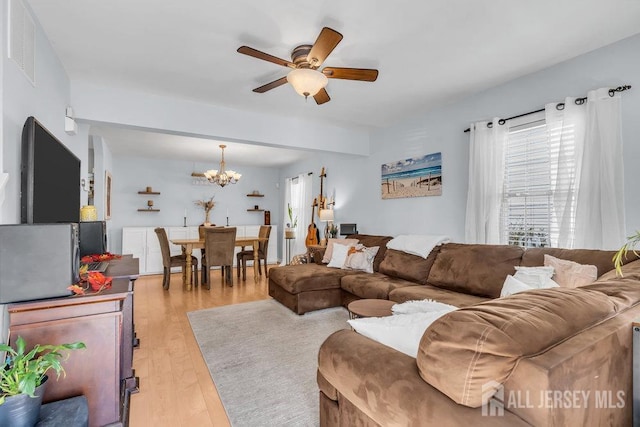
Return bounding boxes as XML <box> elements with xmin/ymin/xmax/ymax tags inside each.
<box><xmin>252</xmin><ymin>240</ymin><xmax>259</xmax><ymax>283</ymax></box>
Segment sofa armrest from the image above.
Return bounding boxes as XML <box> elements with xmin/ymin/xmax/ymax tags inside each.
<box><xmin>318</xmin><ymin>330</ymin><xmax>529</xmax><ymax>426</ymax></box>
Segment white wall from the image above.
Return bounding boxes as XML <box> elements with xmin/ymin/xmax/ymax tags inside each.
<box><xmin>1</xmin><ymin>0</ymin><xmax>88</xmax><ymax>223</ymax></box>
<box><xmin>109</xmin><ymin>155</ymin><xmax>280</xmax><ymax>254</ymax></box>
<box><xmin>71</xmin><ymin>82</ymin><xmax>370</xmax><ymax>156</ymax></box>
<box><xmin>281</xmin><ymin>34</ymin><xmax>640</xmax><ymax>243</ymax></box>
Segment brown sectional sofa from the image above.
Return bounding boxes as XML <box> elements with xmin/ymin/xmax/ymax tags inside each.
<box><xmin>267</xmin><ymin>234</ymin><xmax>640</xmax><ymax>426</ymax></box>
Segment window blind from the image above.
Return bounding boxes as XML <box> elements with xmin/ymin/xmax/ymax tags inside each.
<box><xmin>501</xmin><ymin>114</ymin><xmax>577</xmax><ymax>248</ymax></box>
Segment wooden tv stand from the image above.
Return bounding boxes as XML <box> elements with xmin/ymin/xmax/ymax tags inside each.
<box><xmin>8</xmin><ymin>257</ymin><xmax>139</xmax><ymax>427</ymax></box>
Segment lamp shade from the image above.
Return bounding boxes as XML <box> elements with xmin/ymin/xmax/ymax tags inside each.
<box><xmin>319</xmin><ymin>209</ymin><xmax>334</xmax><ymax>222</ymax></box>
<box><xmin>287</xmin><ymin>68</ymin><xmax>328</xmax><ymax>97</ymax></box>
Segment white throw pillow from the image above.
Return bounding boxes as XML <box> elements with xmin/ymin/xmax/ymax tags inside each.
<box><xmin>500</xmin><ymin>273</ymin><xmax>559</xmax><ymax>297</ymax></box>
<box><xmin>348</xmin><ymin>309</ymin><xmax>456</xmax><ymax>358</ymax></box>
<box><xmin>342</xmin><ymin>244</ymin><xmax>379</xmax><ymax>273</ymax></box>
<box><xmin>326</xmin><ymin>243</ymin><xmax>353</xmax><ymax>269</ymax></box>
<box><xmin>513</xmin><ymin>266</ymin><xmax>558</xmax><ymax>288</ymax></box>
<box><xmin>391</xmin><ymin>299</ymin><xmax>457</xmax><ymax>315</ymax></box>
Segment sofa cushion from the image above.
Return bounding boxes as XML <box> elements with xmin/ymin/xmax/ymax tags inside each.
<box><xmin>389</xmin><ymin>284</ymin><xmax>490</xmax><ymax>308</ymax></box>
<box><xmin>378</xmin><ymin>248</ymin><xmax>439</xmax><ymax>285</ymax></box>
<box><xmin>427</xmin><ymin>243</ymin><xmax>524</xmax><ymax>298</ymax></box>
<box><xmin>520</xmin><ymin>247</ymin><xmax>623</xmax><ymax>278</ymax></box>
<box><xmin>417</xmin><ymin>287</ymin><xmax>617</xmax><ymax>408</ymax></box>
<box><xmin>346</xmin><ymin>234</ymin><xmax>393</xmax><ymax>272</ymax></box>
<box><xmin>340</xmin><ymin>273</ymin><xmax>418</xmax><ymax>300</ymax></box>
<box><xmin>582</xmin><ymin>259</ymin><xmax>640</xmax><ymax>311</ymax></box>
<box><xmin>269</xmin><ymin>264</ymin><xmax>360</xmax><ymax>294</ymax></box>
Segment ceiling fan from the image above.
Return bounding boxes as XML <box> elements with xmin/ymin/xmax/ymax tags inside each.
<box><xmin>237</xmin><ymin>27</ymin><xmax>378</xmax><ymax>105</ymax></box>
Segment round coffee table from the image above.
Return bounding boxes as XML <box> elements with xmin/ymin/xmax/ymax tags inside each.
<box><xmin>347</xmin><ymin>299</ymin><xmax>395</xmax><ymax>319</ymax></box>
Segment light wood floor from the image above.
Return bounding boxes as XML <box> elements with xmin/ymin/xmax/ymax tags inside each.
<box><xmin>129</xmin><ymin>266</ymin><xmax>272</xmax><ymax>427</ymax></box>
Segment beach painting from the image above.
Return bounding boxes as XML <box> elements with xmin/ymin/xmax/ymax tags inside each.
<box><xmin>381</xmin><ymin>152</ymin><xmax>442</xmax><ymax>199</ymax></box>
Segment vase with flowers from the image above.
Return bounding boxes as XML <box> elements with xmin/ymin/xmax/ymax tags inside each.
<box><xmin>195</xmin><ymin>195</ymin><xmax>215</xmax><ymax>225</ymax></box>
<box><xmin>285</xmin><ymin>203</ymin><xmax>298</xmax><ymax>239</ymax></box>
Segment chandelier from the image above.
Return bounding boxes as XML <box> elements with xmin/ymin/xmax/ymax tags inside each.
<box><xmin>204</xmin><ymin>144</ymin><xmax>241</xmax><ymax>187</ymax></box>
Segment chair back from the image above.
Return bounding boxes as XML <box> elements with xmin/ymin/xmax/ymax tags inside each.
<box><xmin>258</xmin><ymin>225</ymin><xmax>272</xmax><ymax>257</ymax></box>
<box><xmin>154</xmin><ymin>227</ymin><xmax>172</xmax><ymax>268</ymax></box>
<box><xmin>198</xmin><ymin>224</ymin><xmax>220</xmax><ymax>240</ymax></box>
<box><xmin>204</xmin><ymin>227</ymin><xmax>237</xmax><ymax>267</ymax></box>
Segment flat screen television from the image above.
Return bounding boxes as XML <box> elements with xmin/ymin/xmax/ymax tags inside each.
<box><xmin>21</xmin><ymin>116</ymin><xmax>81</xmax><ymax>223</ymax></box>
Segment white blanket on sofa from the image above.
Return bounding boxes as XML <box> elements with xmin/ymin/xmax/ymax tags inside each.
<box><xmin>386</xmin><ymin>234</ymin><xmax>451</xmax><ymax>259</ymax></box>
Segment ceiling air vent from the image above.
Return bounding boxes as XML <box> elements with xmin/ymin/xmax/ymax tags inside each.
<box><xmin>9</xmin><ymin>0</ymin><xmax>36</xmax><ymax>85</ymax></box>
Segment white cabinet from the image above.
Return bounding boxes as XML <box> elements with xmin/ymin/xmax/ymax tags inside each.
<box><xmin>122</xmin><ymin>225</ymin><xmax>278</xmax><ymax>276</ymax></box>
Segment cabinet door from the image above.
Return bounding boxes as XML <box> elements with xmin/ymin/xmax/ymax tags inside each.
<box><xmin>122</xmin><ymin>228</ymin><xmax>148</xmax><ymax>274</ymax></box>
<box><xmin>267</xmin><ymin>225</ymin><xmax>278</xmax><ymax>264</ymax></box>
<box><xmin>145</xmin><ymin>227</ymin><xmax>164</xmax><ymax>274</ymax></box>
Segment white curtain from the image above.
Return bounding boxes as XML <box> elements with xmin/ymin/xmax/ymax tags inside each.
<box><xmin>573</xmin><ymin>88</ymin><xmax>626</xmax><ymax>249</ymax></box>
<box><xmin>545</xmin><ymin>97</ymin><xmax>586</xmax><ymax>248</ymax></box>
<box><xmin>282</xmin><ymin>174</ymin><xmax>313</xmax><ymax>263</ymax></box>
<box><xmin>465</xmin><ymin>119</ymin><xmax>508</xmax><ymax>244</ymax></box>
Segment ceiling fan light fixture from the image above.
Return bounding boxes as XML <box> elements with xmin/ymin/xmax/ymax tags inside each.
<box><xmin>287</xmin><ymin>68</ymin><xmax>328</xmax><ymax>98</ymax></box>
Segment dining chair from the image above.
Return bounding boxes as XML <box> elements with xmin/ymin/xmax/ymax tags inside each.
<box><xmin>154</xmin><ymin>227</ymin><xmax>198</xmax><ymax>290</ymax></box>
<box><xmin>203</xmin><ymin>227</ymin><xmax>237</xmax><ymax>289</ymax></box>
<box><xmin>199</xmin><ymin>224</ymin><xmax>222</xmax><ymax>284</ymax></box>
<box><xmin>236</xmin><ymin>225</ymin><xmax>271</xmax><ymax>281</ymax></box>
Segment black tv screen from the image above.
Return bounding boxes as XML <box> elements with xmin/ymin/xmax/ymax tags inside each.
<box><xmin>21</xmin><ymin>116</ymin><xmax>81</xmax><ymax>224</ymax></box>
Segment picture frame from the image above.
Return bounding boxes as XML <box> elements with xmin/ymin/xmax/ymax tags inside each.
<box><xmin>105</xmin><ymin>171</ymin><xmax>112</xmax><ymax>219</ymax></box>
<box><xmin>381</xmin><ymin>152</ymin><xmax>442</xmax><ymax>199</ymax></box>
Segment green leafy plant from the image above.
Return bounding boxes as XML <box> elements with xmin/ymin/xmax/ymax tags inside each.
<box><xmin>613</xmin><ymin>230</ymin><xmax>640</xmax><ymax>276</ymax></box>
<box><xmin>0</xmin><ymin>336</ymin><xmax>86</xmax><ymax>404</ymax></box>
<box><xmin>287</xmin><ymin>203</ymin><xmax>298</xmax><ymax>229</ymax></box>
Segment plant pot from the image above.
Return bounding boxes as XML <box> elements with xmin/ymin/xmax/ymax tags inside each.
<box><xmin>0</xmin><ymin>375</ymin><xmax>48</xmax><ymax>427</ymax></box>
<box><xmin>285</xmin><ymin>229</ymin><xmax>296</xmax><ymax>239</ymax></box>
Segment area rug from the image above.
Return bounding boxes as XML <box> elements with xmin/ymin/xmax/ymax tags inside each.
<box><xmin>187</xmin><ymin>299</ymin><xmax>349</xmax><ymax>427</ymax></box>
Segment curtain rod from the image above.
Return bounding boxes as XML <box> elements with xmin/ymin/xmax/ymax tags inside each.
<box><xmin>463</xmin><ymin>85</ymin><xmax>631</xmax><ymax>133</ymax></box>
<box><xmin>288</xmin><ymin>172</ymin><xmax>313</xmax><ymax>180</ymax></box>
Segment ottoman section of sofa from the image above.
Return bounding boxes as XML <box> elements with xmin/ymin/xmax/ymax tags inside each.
<box><xmin>389</xmin><ymin>284</ymin><xmax>490</xmax><ymax>308</ymax></box>
<box><xmin>269</xmin><ymin>264</ymin><xmax>360</xmax><ymax>314</ymax></box>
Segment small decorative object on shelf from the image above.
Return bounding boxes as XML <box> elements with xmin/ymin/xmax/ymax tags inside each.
<box><xmin>138</xmin><ymin>186</ymin><xmax>160</xmax><ymax>195</ymax></box>
<box><xmin>147</xmin><ymin>200</ymin><xmax>154</xmax><ymax>209</ymax></box>
<box><xmin>247</xmin><ymin>191</ymin><xmax>264</xmax><ymax>197</ymax></box>
<box><xmin>195</xmin><ymin>195</ymin><xmax>215</xmax><ymax>225</ymax></box>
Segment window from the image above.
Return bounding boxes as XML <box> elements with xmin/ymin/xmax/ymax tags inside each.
<box><xmin>501</xmin><ymin>112</ymin><xmax>577</xmax><ymax>248</ymax></box>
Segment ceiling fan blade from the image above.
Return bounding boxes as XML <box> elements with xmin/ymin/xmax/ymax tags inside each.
<box><xmin>322</xmin><ymin>67</ymin><xmax>378</xmax><ymax>82</ymax></box>
<box><xmin>252</xmin><ymin>76</ymin><xmax>288</xmax><ymax>93</ymax></box>
<box><xmin>307</xmin><ymin>27</ymin><xmax>343</xmax><ymax>68</ymax></box>
<box><xmin>313</xmin><ymin>88</ymin><xmax>330</xmax><ymax>105</ymax></box>
<box><xmin>237</xmin><ymin>46</ymin><xmax>295</xmax><ymax>68</ymax></box>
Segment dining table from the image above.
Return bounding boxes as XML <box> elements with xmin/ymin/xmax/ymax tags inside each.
<box><xmin>170</xmin><ymin>236</ymin><xmax>267</xmax><ymax>290</ymax></box>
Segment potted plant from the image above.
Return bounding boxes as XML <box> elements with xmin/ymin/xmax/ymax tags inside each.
<box><xmin>285</xmin><ymin>203</ymin><xmax>298</xmax><ymax>239</ymax></box>
<box><xmin>613</xmin><ymin>230</ymin><xmax>640</xmax><ymax>276</ymax></box>
<box><xmin>195</xmin><ymin>195</ymin><xmax>215</xmax><ymax>225</ymax></box>
<box><xmin>0</xmin><ymin>336</ymin><xmax>85</xmax><ymax>427</ymax></box>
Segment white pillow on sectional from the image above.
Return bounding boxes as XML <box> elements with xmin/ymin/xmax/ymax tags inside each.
<box><xmin>347</xmin><ymin>309</ymin><xmax>455</xmax><ymax>358</ymax></box>
<box><xmin>500</xmin><ymin>273</ymin><xmax>559</xmax><ymax>297</ymax></box>
<box><xmin>391</xmin><ymin>299</ymin><xmax>457</xmax><ymax>315</ymax></box>
<box><xmin>513</xmin><ymin>266</ymin><xmax>558</xmax><ymax>288</ymax></box>
<box><xmin>326</xmin><ymin>242</ymin><xmax>353</xmax><ymax>269</ymax></box>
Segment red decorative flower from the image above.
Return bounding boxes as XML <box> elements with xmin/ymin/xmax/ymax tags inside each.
<box><xmin>80</xmin><ymin>252</ymin><xmax>122</xmax><ymax>264</ymax></box>
<box><xmin>86</xmin><ymin>272</ymin><xmax>112</xmax><ymax>292</ymax></box>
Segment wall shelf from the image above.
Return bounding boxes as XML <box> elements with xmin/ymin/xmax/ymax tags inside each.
<box><xmin>246</xmin><ymin>193</ymin><xmax>264</xmax><ymax>197</ymax></box>
<box><xmin>138</xmin><ymin>191</ymin><xmax>160</xmax><ymax>195</ymax></box>
<box><xmin>247</xmin><ymin>209</ymin><xmax>265</xmax><ymax>212</ymax></box>
<box><xmin>137</xmin><ymin>209</ymin><xmax>160</xmax><ymax>212</ymax></box>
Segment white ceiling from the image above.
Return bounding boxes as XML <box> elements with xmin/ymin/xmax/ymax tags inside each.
<box><xmin>27</xmin><ymin>0</ymin><xmax>640</xmax><ymax>164</ymax></box>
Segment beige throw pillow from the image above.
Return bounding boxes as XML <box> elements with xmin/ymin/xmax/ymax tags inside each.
<box><xmin>544</xmin><ymin>254</ymin><xmax>597</xmax><ymax>288</ymax></box>
<box><xmin>321</xmin><ymin>238</ymin><xmax>359</xmax><ymax>263</ymax></box>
